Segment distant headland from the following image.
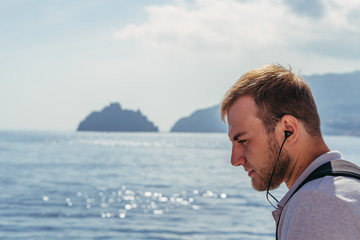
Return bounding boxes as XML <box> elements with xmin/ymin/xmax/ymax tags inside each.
<box><xmin>77</xmin><ymin>103</ymin><xmax>158</xmax><ymax>132</ymax></box>
<box><xmin>170</xmin><ymin>106</ymin><xmax>227</xmax><ymax>133</ymax></box>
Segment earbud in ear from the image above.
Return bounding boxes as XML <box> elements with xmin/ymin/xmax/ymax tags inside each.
<box><xmin>285</xmin><ymin>131</ymin><xmax>292</xmax><ymax>138</ymax></box>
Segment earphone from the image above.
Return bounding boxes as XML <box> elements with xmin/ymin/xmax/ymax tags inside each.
<box><xmin>266</xmin><ymin>130</ymin><xmax>292</xmax><ymax>209</ymax></box>
<box><xmin>285</xmin><ymin>131</ymin><xmax>292</xmax><ymax>138</ymax></box>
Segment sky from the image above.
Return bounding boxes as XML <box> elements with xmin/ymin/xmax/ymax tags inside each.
<box><xmin>1</xmin><ymin>0</ymin><xmax>360</xmax><ymax>132</ymax></box>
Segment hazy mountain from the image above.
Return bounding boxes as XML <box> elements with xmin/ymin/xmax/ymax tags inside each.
<box><xmin>305</xmin><ymin>71</ymin><xmax>360</xmax><ymax>136</ymax></box>
<box><xmin>170</xmin><ymin>71</ymin><xmax>360</xmax><ymax>135</ymax></box>
<box><xmin>77</xmin><ymin>103</ymin><xmax>158</xmax><ymax>132</ymax></box>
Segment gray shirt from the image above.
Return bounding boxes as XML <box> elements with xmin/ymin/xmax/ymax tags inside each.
<box><xmin>273</xmin><ymin>151</ymin><xmax>360</xmax><ymax>240</ymax></box>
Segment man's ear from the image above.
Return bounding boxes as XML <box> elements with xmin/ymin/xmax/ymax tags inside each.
<box><xmin>279</xmin><ymin>115</ymin><xmax>299</xmax><ymax>144</ymax></box>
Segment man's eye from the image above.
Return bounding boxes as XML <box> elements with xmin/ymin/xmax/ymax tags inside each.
<box><xmin>237</xmin><ymin>140</ymin><xmax>247</xmax><ymax>145</ymax></box>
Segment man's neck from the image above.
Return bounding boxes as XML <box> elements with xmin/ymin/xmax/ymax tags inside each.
<box><xmin>285</xmin><ymin>138</ymin><xmax>330</xmax><ymax>189</ymax></box>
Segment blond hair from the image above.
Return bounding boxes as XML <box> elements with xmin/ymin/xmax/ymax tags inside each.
<box><xmin>220</xmin><ymin>64</ymin><xmax>321</xmax><ymax>136</ymax></box>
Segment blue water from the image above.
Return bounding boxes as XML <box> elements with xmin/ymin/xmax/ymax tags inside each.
<box><xmin>1</xmin><ymin>131</ymin><xmax>359</xmax><ymax>240</ymax></box>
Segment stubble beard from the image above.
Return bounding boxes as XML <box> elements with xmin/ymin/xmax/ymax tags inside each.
<box><xmin>252</xmin><ymin>133</ymin><xmax>291</xmax><ymax>191</ymax></box>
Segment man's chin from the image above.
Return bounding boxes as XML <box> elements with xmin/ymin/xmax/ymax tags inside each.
<box><xmin>251</xmin><ymin>180</ymin><xmax>268</xmax><ymax>192</ymax></box>
<box><xmin>251</xmin><ymin>180</ymin><xmax>282</xmax><ymax>191</ymax></box>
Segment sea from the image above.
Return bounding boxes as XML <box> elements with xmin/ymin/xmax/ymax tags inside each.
<box><xmin>1</xmin><ymin>131</ymin><xmax>360</xmax><ymax>240</ymax></box>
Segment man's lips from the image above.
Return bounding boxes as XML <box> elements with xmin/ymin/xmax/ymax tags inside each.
<box><xmin>247</xmin><ymin>170</ymin><xmax>255</xmax><ymax>177</ymax></box>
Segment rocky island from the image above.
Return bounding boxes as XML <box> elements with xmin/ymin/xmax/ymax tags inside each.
<box><xmin>77</xmin><ymin>103</ymin><xmax>158</xmax><ymax>132</ymax></box>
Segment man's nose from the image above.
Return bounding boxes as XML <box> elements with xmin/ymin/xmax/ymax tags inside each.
<box><xmin>231</xmin><ymin>145</ymin><xmax>246</xmax><ymax>166</ymax></box>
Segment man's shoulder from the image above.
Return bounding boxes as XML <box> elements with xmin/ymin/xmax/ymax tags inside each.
<box><xmin>285</xmin><ymin>175</ymin><xmax>360</xmax><ymax>216</ymax></box>
<box><xmin>278</xmin><ymin>159</ymin><xmax>360</xmax><ymax>239</ymax></box>
<box><xmin>296</xmin><ymin>175</ymin><xmax>360</xmax><ymax>200</ymax></box>
<box><xmin>280</xmin><ymin>178</ymin><xmax>360</xmax><ymax>240</ymax></box>
<box><xmin>291</xmin><ymin>159</ymin><xmax>360</xmax><ymax>200</ymax></box>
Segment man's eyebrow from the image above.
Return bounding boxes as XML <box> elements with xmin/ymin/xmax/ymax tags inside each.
<box><xmin>232</xmin><ymin>132</ymin><xmax>247</xmax><ymax>142</ymax></box>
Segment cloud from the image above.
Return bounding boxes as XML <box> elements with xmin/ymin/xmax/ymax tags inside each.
<box><xmin>284</xmin><ymin>0</ymin><xmax>325</xmax><ymax>18</ymax></box>
<box><xmin>115</xmin><ymin>0</ymin><xmax>287</xmax><ymax>52</ymax></box>
<box><xmin>113</xmin><ymin>0</ymin><xmax>360</xmax><ymax>62</ymax></box>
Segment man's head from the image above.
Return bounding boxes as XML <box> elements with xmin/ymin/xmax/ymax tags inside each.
<box><xmin>221</xmin><ymin>64</ymin><xmax>321</xmax><ymax>136</ymax></box>
<box><xmin>222</xmin><ymin>64</ymin><xmax>322</xmax><ymax>191</ymax></box>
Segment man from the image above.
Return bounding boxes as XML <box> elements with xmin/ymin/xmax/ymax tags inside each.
<box><xmin>220</xmin><ymin>64</ymin><xmax>360</xmax><ymax>239</ymax></box>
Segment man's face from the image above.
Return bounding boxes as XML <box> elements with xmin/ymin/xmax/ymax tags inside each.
<box><xmin>227</xmin><ymin>96</ymin><xmax>290</xmax><ymax>191</ymax></box>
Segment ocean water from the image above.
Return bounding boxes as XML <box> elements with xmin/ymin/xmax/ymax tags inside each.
<box><xmin>1</xmin><ymin>131</ymin><xmax>359</xmax><ymax>240</ymax></box>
